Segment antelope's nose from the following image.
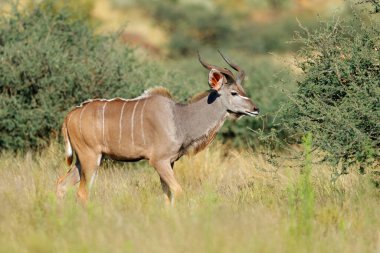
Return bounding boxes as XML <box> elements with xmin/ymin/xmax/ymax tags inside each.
<box><xmin>253</xmin><ymin>106</ymin><xmax>260</xmax><ymax>114</ymax></box>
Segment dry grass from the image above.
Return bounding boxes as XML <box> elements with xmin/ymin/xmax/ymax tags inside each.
<box><xmin>0</xmin><ymin>142</ymin><xmax>379</xmax><ymax>253</ymax></box>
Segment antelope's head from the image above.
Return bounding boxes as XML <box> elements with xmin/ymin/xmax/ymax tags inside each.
<box><xmin>198</xmin><ymin>51</ymin><xmax>259</xmax><ymax>119</ymax></box>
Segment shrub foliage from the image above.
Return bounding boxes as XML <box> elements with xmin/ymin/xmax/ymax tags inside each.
<box><xmin>138</xmin><ymin>0</ymin><xmax>309</xmax><ymax>57</ymax></box>
<box><xmin>283</xmin><ymin>16</ymin><xmax>379</xmax><ymax>171</ymax></box>
<box><xmin>0</xmin><ymin>5</ymin><xmax>157</xmax><ymax>151</ymax></box>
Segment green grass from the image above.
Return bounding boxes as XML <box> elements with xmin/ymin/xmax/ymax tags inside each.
<box><xmin>0</xmin><ymin>142</ymin><xmax>379</xmax><ymax>253</ymax></box>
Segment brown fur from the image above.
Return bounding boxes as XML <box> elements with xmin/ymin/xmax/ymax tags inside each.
<box><xmin>144</xmin><ymin>86</ymin><xmax>173</xmax><ymax>99</ymax></box>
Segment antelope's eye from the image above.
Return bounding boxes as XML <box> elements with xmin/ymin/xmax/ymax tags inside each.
<box><xmin>231</xmin><ymin>91</ymin><xmax>238</xmax><ymax>96</ymax></box>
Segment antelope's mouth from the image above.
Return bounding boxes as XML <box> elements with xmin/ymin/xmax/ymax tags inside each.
<box><xmin>227</xmin><ymin>110</ymin><xmax>259</xmax><ymax>118</ymax></box>
<box><xmin>244</xmin><ymin>110</ymin><xmax>259</xmax><ymax>117</ymax></box>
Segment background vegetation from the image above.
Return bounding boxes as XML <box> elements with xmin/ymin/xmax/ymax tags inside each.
<box><xmin>0</xmin><ymin>1</ymin><xmax>379</xmax><ymax>252</ymax></box>
<box><xmin>283</xmin><ymin>13</ymin><xmax>379</xmax><ymax>173</ymax></box>
<box><xmin>0</xmin><ymin>5</ymin><xmax>158</xmax><ymax>151</ymax></box>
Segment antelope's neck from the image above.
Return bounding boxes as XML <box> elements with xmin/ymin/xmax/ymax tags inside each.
<box><xmin>174</xmin><ymin>93</ymin><xmax>228</xmax><ymax>153</ymax></box>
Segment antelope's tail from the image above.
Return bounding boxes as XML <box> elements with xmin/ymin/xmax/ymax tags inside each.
<box><xmin>62</xmin><ymin>117</ymin><xmax>73</xmax><ymax>166</ymax></box>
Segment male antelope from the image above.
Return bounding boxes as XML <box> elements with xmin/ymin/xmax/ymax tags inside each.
<box><xmin>56</xmin><ymin>52</ymin><xmax>259</xmax><ymax>205</ymax></box>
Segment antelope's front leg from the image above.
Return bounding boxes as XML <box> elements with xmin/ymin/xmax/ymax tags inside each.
<box><xmin>160</xmin><ymin>177</ymin><xmax>171</xmax><ymax>205</ymax></box>
<box><xmin>151</xmin><ymin>159</ymin><xmax>182</xmax><ymax>206</ymax></box>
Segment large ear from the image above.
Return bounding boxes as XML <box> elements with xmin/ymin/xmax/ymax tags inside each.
<box><xmin>208</xmin><ymin>69</ymin><xmax>225</xmax><ymax>91</ymax></box>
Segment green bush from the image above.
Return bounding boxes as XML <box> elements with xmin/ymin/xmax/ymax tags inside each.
<box><xmin>233</xmin><ymin>17</ymin><xmax>307</xmax><ymax>54</ymax></box>
<box><xmin>142</xmin><ymin>0</ymin><xmax>233</xmax><ymax>57</ymax></box>
<box><xmin>0</xmin><ymin>4</ymin><xmax>163</xmax><ymax>151</ymax></box>
<box><xmin>282</xmin><ymin>14</ymin><xmax>379</xmax><ymax>172</ymax></box>
<box><xmin>135</xmin><ymin>0</ymin><xmax>319</xmax><ymax>57</ymax></box>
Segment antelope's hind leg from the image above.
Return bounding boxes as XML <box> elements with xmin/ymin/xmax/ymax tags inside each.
<box><xmin>76</xmin><ymin>152</ymin><xmax>102</xmax><ymax>204</ymax></box>
<box><xmin>56</xmin><ymin>161</ymin><xmax>81</xmax><ymax>200</ymax></box>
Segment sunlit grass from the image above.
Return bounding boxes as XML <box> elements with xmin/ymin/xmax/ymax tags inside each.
<box><xmin>0</xmin><ymin>142</ymin><xmax>379</xmax><ymax>253</ymax></box>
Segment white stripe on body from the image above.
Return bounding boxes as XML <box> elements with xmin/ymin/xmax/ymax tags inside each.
<box><xmin>118</xmin><ymin>101</ymin><xmax>127</xmax><ymax>148</ymax></box>
<box><xmin>140</xmin><ymin>99</ymin><xmax>147</xmax><ymax>145</ymax></box>
<box><xmin>67</xmin><ymin>111</ymin><xmax>74</xmax><ymax>126</ymax></box>
<box><xmin>102</xmin><ymin>102</ymin><xmax>108</xmax><ymax>146</ymax></box>
<box><xmin>131</xmin><ymin>100</ymin><xmax>140</xmax><ymax>147</ymax></box>
<box><xmin>79</xmin><ymin>104</ymin><xmax>88</xmax><ymax>139</ymax></box>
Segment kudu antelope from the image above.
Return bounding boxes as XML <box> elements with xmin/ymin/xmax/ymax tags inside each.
<box><xmin>56</xmin><ymin>52</ymin><xmax>259</xmax><ymax>205</ymax></box>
